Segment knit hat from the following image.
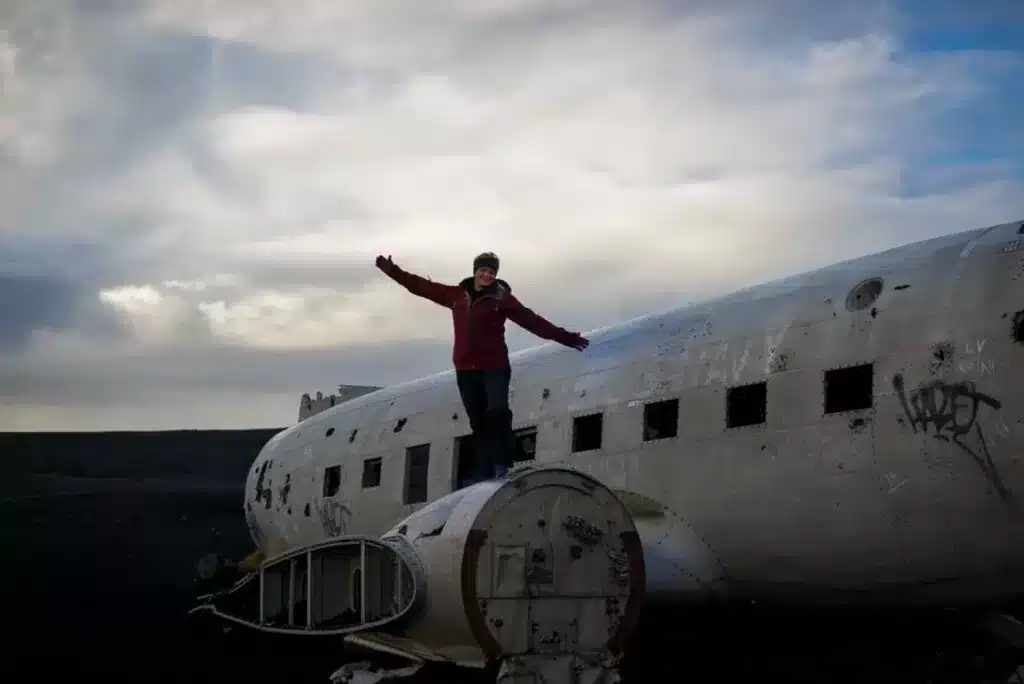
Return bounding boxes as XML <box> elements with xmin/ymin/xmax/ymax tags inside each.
<box><xmin>473</xmin><ymin>252</ymin><xmax>500</xmax><ymax>274</ymax></box>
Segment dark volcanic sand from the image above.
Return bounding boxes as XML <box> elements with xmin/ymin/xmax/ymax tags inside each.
<box><xmin>0</xmin><ymin>429</ymin><xmax>327</xmax><ymax>683</ymax></box>
<box><xmin>0</xmin><ymin>430</ymin><xmax>486</xmax><ymax>684</ymax></box>
<box><xmin>2</xmin><ymin>431</ymin><xmax>1017</xmax><ymax>684</ymax></box>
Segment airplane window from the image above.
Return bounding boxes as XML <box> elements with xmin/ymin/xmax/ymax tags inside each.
<box><xmin>513</xmin><ymin>426</ymin><xmax>538</xmax><ymax>462</ymax></box>
<box><xmin>824</xmin><ymin>363</ymin><xmax>873</xmax><ymax>414</ymax></box>
<box><xmin>404</xmin><ymin>444</ymin><xmax>430</xmax><ymax>505</ymax></box>
<box><xmin>454</xmin><ymin>428</ymin><xmax>537</xmax><ymax>489</ymax></box>
<box><xmin>454</xmin><ymin>435</ymin><xmax>476</xmax><ymax>490</ymax></box>
<box><xmin>323</xmin><ymin>465</ymin><xmax>342</xmax><ymax>497</ymax></box>
<box><xmin>572</xmin><ymin>414</ymin><xmax>603</xmax><ymax>452</ymax></box>
<box><xmin>361</xmin><ymin>457</ymin><xmax>382</xmax><ymax>488</ymax></box>
<box><xmin>325</xmin><ymin>427</ymin><xmax>335</xmax><ymax>437</ymax></box>
<box><xmin>726</xmin><ymin>382</ymin><xmax>766</xmax><ymax>428</ymax></box>
<box><xmin>643</xmin><ymin>399</ymin><xmax>678</xmax><ymax>441</ymax></box>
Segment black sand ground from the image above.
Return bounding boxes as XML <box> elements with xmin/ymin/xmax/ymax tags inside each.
<box><xmin>0</xmin><ymin>429</ymin><xmax>333</xmax><ymax>683</ymax></box>
<box><xmin>1</xmin><ymin>430</ymin><xmax>1017</xmax><ymax>684</ymax></box>
<box><xmin>0</xmin><ymin>430</ymin><xmax>485</xmax><ymax>684</ymax></box>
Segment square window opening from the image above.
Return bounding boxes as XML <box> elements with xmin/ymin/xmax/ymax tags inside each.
<box><xmin>727</xmin><ymin>382</ymin><xmax>767</xmax><ymax>428</ymax></box>
<box><xmin>513</xmin><ymin>426</ymin><xmax>538</xmax><ymax>462</ymax></box>
<box><xmin>361</xmin><ymin>457</ymin><xmax>382</xmax><ymax>489</ymax></box>
<box><xmin>404</xmin><ymin>443</ymin><xmax>430</xmax><ymax>505</ymax></box>
<box><xmin>572</xmin><ymin>414</ymin><xmax>603</xmax><ymax>452</ymax></box>
<box><xmin>824</xmin><ymin>364</ymin><xmax>874</xmax><ymax>414</ymax></box>
<box><xmin>643</xmin><ymin>398</ymin><xmax>679</xmax><ymax>441</ymax></box>
<box><xmin>323</xmin><ymin>465</ymin><xmax>341</xmax><ymax>497</ymax></box>
<box><xmin>453</xmin><ymin>435</ymin><xmax>476</xmax><ymax>490</ymax></box>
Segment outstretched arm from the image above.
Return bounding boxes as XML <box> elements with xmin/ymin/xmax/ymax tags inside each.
<box><xmin>504</xmin><ymin>294</ymin><xmax>589</xmax><ymax>350</ymax></box>
<box><xmin>376</xmin><ymin>255</ymin><xmax>457</xmax><ymax>308</ymax></box>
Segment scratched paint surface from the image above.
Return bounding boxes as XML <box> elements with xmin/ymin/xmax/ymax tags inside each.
<box><xmin>893</xmin><ymin>374</ymin><xmax>1010</xmax><ymax>501</ymax></box>
<box><xmin>244</xmin><ymin>219</ymin><xmax>1024</xmax><ymax>601</ymax></box>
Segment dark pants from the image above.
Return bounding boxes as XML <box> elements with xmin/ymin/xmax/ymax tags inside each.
<box><xmin>456</xmin><ymin>366</ymin><xmax>514</xmax><ymax>483</ymax></box>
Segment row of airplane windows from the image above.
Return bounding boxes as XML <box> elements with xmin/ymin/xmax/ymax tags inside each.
<box><xmin>322</xmin><ymin>362</ymin><xmax>875</xmax><ymax>506</ymax></box>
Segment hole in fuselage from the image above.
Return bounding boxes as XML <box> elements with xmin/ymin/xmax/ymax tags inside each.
<box><xmin>361</xmin><ymin>457</ymin><xmax>382</xmax><ymax>488</ymax></box>
<box><xmin>404</xmin><ymin>444</ymin><xmax>430</xmax><ymax>505</ymax></box>
<box><xmin>824</xmin><ymin>363</ymin><xmax>874</xmax><ymax>413</ymax></box>
<box><xmin>727</xmin><ymin>382</ymin><xmax>766</xmax><ymax>428</ymax></box>
<box><xmin>846</xmin><ymin>278</ymin><xmax>884</xmax><ymax>311</ymax></box>
<box><xmin>644</xmin><ymin>398</ymin><xmax>679</xmax><ymax>440</ymax></box>
<box><xmin>323</xmin><ymin>465</ymin><xmax>341</xmax><ymax>497</ymax></box>
<box><xmin>571</xmin><ymin>414</ymin><xmax>603</xmax><ymax>452</ymax></box>
<box><xmin>1013</xmin><ymin>310</ymin><xmax>1024</xmax><ymax>343</ymax></box>
<box><xmin>454</xmin><ymin>435</ymin><xmax>476</xmax><ymax>489</ymax></box>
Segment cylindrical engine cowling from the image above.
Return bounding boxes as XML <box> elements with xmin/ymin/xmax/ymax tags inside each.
<box><xmin>380</xmin><ymin>465</ymin><xmax>645</xmax><ymax>664</ymax></box>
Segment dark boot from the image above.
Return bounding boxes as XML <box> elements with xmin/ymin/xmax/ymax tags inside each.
<box><xmin>486</xmin><ymin>408</ymin><xmax>515</xmax><ymax>477</ymax></box>
<box><xmin>468</xmin><ymin>429</ymin><xmax>491</xmax><ymax>484</ymax></box>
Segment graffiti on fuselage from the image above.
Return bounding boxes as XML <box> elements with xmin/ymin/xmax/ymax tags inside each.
<box><xmin>315</xmin><ymin>498</ymin><xmax>352</xmax><ymax>537</ymax></box>
<box><xmin>892</xmin><ymin>374</ymin><xmax>1001</xmax><ymax>442</ymax></box>
<box><xmin>892</xmin><ymin>374</ymin><xmax>1011</xmax><ymax>503</ymax></box>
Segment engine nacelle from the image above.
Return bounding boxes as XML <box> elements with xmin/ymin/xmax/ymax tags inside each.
<box><xmin>381</xmin><ymin>464</ymin><xmax>646</xmax><ymax>665</ymax></box>
<box><xmin>612</xmin><ymin>489</ymin><xmax>728</xmax><ymax>603</ymax></box>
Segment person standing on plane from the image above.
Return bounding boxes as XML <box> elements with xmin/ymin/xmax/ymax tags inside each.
<box><xmin>375</xmin><ymin>251</ymin><xmax>589</xmax><ymax>481</ymax></box>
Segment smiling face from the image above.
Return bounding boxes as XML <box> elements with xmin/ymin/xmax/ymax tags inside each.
<box><xmin>474</xmin><ymin>266</ymin><xmax>495</xmax><ymax>289</ymax></box>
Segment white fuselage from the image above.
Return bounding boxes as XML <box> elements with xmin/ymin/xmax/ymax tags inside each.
<box><xmin>246</xmin><ymin>220</ymin><xmax>1024</xmax><ymax>607</ymax></box>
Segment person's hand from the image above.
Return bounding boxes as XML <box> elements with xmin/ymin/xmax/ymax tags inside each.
<box><xmin>375</xmin><ymin>254</ymin><xmax>395</xmax><ymax>274</ymax></box>
<box><xmin>564</xmin><ymin>332</ymin><xmax>589</xmax><ymax>351</ymax></box>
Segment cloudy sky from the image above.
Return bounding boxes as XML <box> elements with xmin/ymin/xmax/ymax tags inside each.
<box><xmin>1</xmin><ymin>0</ymin><xmax>1022</xmax><ymax>432</ymax></box>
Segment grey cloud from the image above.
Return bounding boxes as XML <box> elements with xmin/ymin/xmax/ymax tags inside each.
<box><xmin>0</xmin><ymin>231</ymin><xmax>141</xmax><ymax>352</ymax></box>
<box><xmin>0</xmin><ymin>275</ymin><xmax>77</xmax><ymax>351</ymax></box>
<box><xmin>11</xmin><ymin>4</ymin><xmax>334</xmax><ymax>177</ymax></box>
<box><xmin>0</xmin><ymin>9</ymin><xmax>360</xmax><ymax>353</ymax></box>
<box><xmin>3</xmin><ymin>0</ymin><xmax>1023</xmax><ymax>432</ymax></box>
<box><xmin>73</xmin><ymin>30</ymin><xmax>337</xmax><ymax>172</ymax></box>
<box><xmin>0</xmin><ymin>230</ymin><xmax>169</xmax><ymax>349</ymax></box>
<box><xmin>0</xmin><ymin>340</ymin><xmax>453</xmax><ymax>406</ymax></box>
<box><xmin>230</xmin><ymin>259</ymin><xmax>391</xmax><ymax>293</ymax></box>
<box><xmin>254</xmin><ymin>264</ymin><xmax>376</xmax><ymax>294</ymax></box>
<box><xmin>0</xmin><ymin>274</ymin><xmax>125</xmax><ymax>352</ymax></box>
<box><xmin>4</xmin><ymin>0</ymin><xmax>342</xmax><ymax>220</ymax></box>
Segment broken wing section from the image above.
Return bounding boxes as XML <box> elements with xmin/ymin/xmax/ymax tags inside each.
<box><xmin>189</xmin><ymin>536</ymin><xmax>422</xmax><ymax>636</ymax></box>
<box><xmin>197</xmin><ymin>464</ymin><xmax>651</xmax><ymax>684</ymax></box>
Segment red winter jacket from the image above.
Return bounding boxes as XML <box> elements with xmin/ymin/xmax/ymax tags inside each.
<box><xmin>386</xmin><ymin>265</ymin><xmax>580</xmax><ymax>371</ymax></box>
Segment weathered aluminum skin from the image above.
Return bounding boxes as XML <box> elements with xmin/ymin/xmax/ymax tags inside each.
<box><xmin>246</xmin><ymin>220</ymin><xmax>1024</xmax><ymax>621</ymax></box>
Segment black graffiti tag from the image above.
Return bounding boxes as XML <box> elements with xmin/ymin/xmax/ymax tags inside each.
<box><xmin>315</xmin><ymin>498</ymin><xmax>351</xmax><ymax>537</ymax></box>
<box><xmin>254</xmin><ymin>460</ymin><xmax>271</xmax><ymax>508</ymax></box>
<box><xmin>892</xmin><ymin>374</ymin><xmax>1010</xmax><ymax>502</ymax></box>
<box><xmin>892</xmin><ymin>374</ymin><xmax>1001</xmax><ymax>440</ymax></box>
